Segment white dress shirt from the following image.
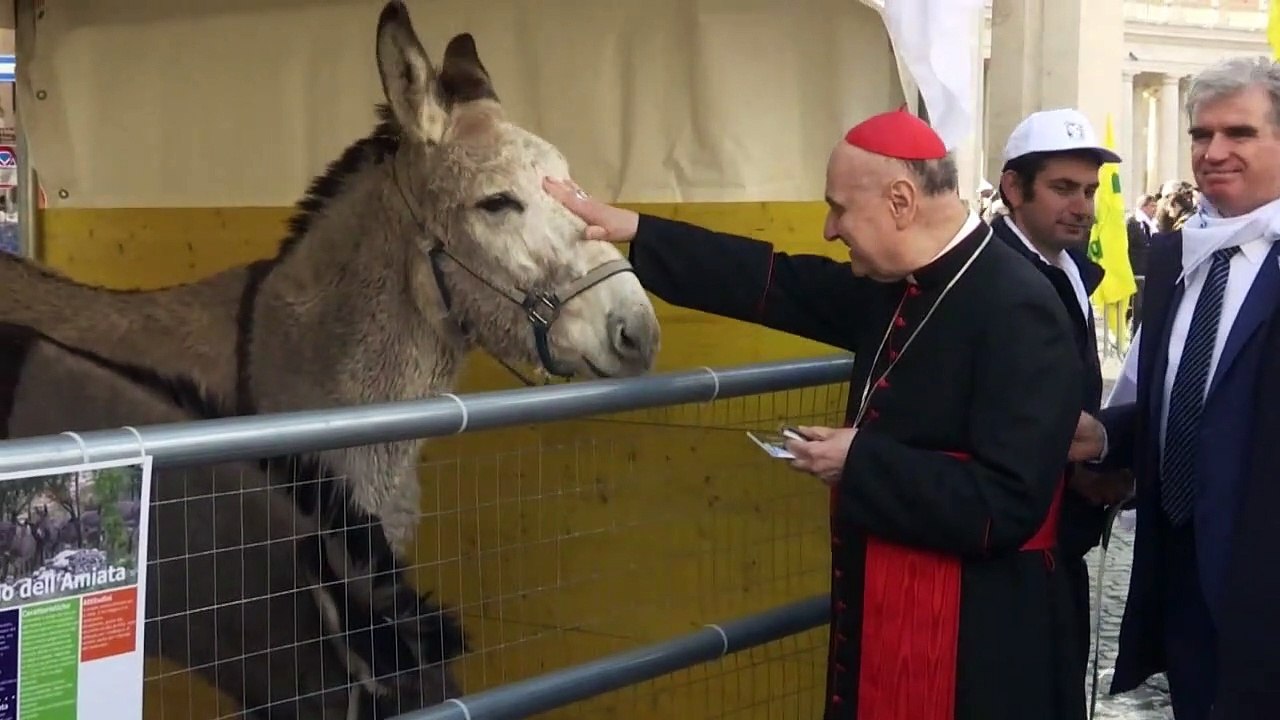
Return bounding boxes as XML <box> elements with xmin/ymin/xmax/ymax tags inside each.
<box><xmin>1002</xmin><ymin>218</ymin><xmax>1092</xmax><ymax>325</ymax></box>
<box><xmin>1104</xmin><ymin>234</ymin><xmax>1276</xmax><ymax>452</ymax></box>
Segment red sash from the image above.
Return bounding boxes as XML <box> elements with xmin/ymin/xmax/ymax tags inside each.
<box><xmin>852</xmin><ymin>451</ymin><xmax>1064</xmax><ymax>720</ymax></box>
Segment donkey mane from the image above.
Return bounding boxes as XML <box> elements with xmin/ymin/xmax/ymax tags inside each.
<box><xmin>284</xmin><ymin>104</ymin><xmax>403</xmax><ymax>251</ymax></box>
<box><xmin>235</xmin><ymin>103</ymin><xmax>419</xmax><ymax>419</ymax></box>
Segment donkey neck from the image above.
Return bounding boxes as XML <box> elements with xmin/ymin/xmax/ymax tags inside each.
<box><xmin>248</xmin><ymin>162</ymin><xmax>466</xmax><ymax>413</ymax></box>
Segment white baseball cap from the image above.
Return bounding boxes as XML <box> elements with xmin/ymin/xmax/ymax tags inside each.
<box><xmin>1001</xmin><ymin>108</ymin><xmax>1122</xmax><ymax>166</ymax></box>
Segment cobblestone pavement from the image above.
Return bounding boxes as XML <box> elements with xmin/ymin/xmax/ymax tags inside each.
<box><xmin>1084</xmin><ymin>520</ymin><xmax>1173</xmax><ymax>720</ymax></box>
<box><xmin>1085</xmin><ymin>373</ymin><xmax>1172</xmax><ymax>720</ymax></box>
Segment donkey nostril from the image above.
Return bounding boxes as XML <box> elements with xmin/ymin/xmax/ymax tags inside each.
<box><xmin>607</xmin><ymin>312</ymin><xmax>647</xmax><ymax>360</ymax></box>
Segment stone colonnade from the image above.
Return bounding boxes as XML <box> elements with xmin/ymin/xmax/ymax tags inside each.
<box><xmin>983</xmin><ymin>0</ymin><xmax>1209</xmax><ymax>206</ymax></box>
<box><xmin>1123</xmin><ymin>70</ymin><xmax>1192</xmax><ymax>201</ymax></box>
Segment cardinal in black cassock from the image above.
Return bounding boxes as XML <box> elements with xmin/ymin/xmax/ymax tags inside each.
<box><xmin>544</xmin><ymin>109</ymin><xmax>1085</xmax><ymax>720</ymax></box>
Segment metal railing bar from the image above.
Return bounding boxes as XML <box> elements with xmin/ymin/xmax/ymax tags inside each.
<box><xmin>391</xmin><ymin>594</ymin><xmax>829</xmax><ymax>720</ymax></box>
<box><xmin>0</xmin><ymin>354</ymin><xmax>853</xmax><ymax>473</ymax></box>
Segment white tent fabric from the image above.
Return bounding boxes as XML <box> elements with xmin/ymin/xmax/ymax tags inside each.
<box><xmin>16</xmin><ymin>0</ymin><xmax>904</xmax><ymax>208</ymax></box>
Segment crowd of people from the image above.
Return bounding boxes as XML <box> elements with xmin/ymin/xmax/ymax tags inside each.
<box><xmin>540</xmin><ymin>53</ymin><xmax>1279</xmax><ymax>720</ymax></box>
<box><xmin>1124</xmin><ymin>180</ymin><xmax>1200</xmax><ymax>331</ymax></box>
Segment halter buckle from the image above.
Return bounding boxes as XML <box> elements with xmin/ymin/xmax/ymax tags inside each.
<box><xmin>524</xmin><ymin>292</ymin><xmax>561</xmax><ymax>327</ymax></box>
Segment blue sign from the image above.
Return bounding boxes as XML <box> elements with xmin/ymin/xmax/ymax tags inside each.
<box><xmin>0</xmin><ymin>151</ymin><xmax>14</xmax><ymax>168</ymax></box>
<box><xmin>0</xmin><ymin>56</ymin><xmax>14</xmax><ymax>84</ymax></box>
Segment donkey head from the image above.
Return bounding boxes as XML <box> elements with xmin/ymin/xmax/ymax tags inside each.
<box><xmin>374</xmin><ymin>1</ymin><xmax>660</xmax><ymax>381</ymax></box>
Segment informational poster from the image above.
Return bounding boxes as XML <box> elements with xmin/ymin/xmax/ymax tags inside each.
<box><xmin>0</xmin><ymin>456</ymin><xmax>152</xmax><ymax>719</ymax></box>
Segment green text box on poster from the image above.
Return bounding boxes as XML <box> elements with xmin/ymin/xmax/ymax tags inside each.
<box><xmin>19</xmin><ymin>599</ymin><xmax>80</xmax><ymax>720</ymax></box>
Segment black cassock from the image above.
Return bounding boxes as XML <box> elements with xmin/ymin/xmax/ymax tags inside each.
<box><xmin>626</xmin><ymin>213</ymin><xmax>1085</xmax><ymax>720</ymax></box>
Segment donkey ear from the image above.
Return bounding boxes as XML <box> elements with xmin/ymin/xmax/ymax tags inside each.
<box><xmin>375</xmin><ymin>1</ymin><xmax>447</xmax><ymax>144</ymax></box>
<box><xmin>439</xmin><ymin>33</ymin><xmax>499</xmax><ymax>105</ymax></box>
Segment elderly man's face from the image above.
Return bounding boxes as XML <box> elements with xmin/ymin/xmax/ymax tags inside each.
<box><xmin>1190</xmin><ymin>84</ymin><xmax>1280</xmax><ymax>217</ymax></box>
<box><xmin>821</xmin><ymin>143</ymin><xmax>911</xmax><ymax>281</ymax></box>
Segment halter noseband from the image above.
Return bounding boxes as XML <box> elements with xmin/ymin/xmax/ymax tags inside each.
<box><xmin>426</xmin><ymin>243</ymin><xmax>635</xmax><ymax>385</ymax></box>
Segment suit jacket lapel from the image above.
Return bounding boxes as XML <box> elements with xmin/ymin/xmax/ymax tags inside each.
<box><xmin>1139</xmin><ymin>237</ymin><xmax>1184</xmax><ymax>433</ymax></box>
<box><xmin>1208</xmin><ymin>241</ymin><xmax>1280</xmax><ymax>397</ymax></box>
<box><xmin>1084</xmin><ymin>308</ymin><xmax>1101</xmax><ymax>375</ymax></box>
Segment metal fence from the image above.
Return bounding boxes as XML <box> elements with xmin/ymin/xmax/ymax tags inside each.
<box><xmin>0</xmin><ymin>354</ymin><xmax>854</xmax><ymax>720</ymax></box>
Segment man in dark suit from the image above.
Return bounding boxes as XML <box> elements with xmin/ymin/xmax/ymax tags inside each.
<box><xmin>1070</xmin><ymin>56</ymin><xmax>1280</xmax><ymax>720</ymax></box>
<box><xmin>545</xmin><ymin>108</ymin><xmax>1085</xmax><ymax>720</ymax></box>
<box><xmin>1128</xmin><ymin>193</ymin><xmax>1157</xmax><ymax>276</ymax></box>
<box><xmin>989</xmin><ymin>107</ymin><xmax>1135</xmax><ymax>707</ymax></box>
<box><xmin>1128</xmin><ymin>193</ymin><xmax>1158</xmax><ymax>329</ymax></box>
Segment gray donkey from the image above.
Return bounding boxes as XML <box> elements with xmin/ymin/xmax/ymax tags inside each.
<box><xmin>4</xmin><ymin>310</ymin><xmax>465</xmax><ymax>718</ymax></box>
<box><xmin>0</xmin><ymin>1</ymin><xmax>662</xmax><ymax>715</ymax></box>
<box><xmin>0</xmin><ymin>0</ymin><xmax>661</xmax><ymax>558</ymax></box>
<box><xmin>0</xmin><ymin>512</ymin><xmax>38</xmax><ymax>578</ymax></box>
<box><xmin>32</xmin><ymin>500</ymin><xmax>141</xmax><ymax>555</ymax></box>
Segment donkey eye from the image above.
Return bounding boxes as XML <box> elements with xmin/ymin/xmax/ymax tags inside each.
<box><xmin>474</xmin><ymin>192</ymin><xmax>525</xmax><ymax>214</ymax></box>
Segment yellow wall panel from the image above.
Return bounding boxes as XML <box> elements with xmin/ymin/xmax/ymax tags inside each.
<box><xmin>35</xmin><ymin>204</ymin><xmax>845</xmax><ymax>718</ymax></box>
<box><xmin>39</xmin><ymin>207</ymin><xmax>292</xmax><ymax>289</ymax></box>
<box><xmin>38</xmin><ymin>201</ymin><xmax>846</xmax><ymax>383</ymax></box>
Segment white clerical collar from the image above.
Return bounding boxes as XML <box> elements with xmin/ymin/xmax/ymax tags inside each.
<box><xmin>907</xmin><ymin>210</ymin><xmax>981</xmax><ymax>284</ymax></box>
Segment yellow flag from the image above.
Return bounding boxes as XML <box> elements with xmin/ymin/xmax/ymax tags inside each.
<box><xmin>1087</xmin><ymin>115</ymin><xmax>1137</xmax><ymax>335</ymax></box>
<box><xmin>1269</xmin><ymin>1</ymin><xmax>1280</xmax><ymax>60</ymax></box>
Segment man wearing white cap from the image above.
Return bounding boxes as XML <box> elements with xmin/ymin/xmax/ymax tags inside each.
<box><xmin>991</xmin><ymin>107</ymin><xmax>1135</xmax><ymax>711</ymax></box>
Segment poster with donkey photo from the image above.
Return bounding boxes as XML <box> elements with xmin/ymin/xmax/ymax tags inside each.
<box><xmin>0</xmin><ymin>456</ymin><xmax>152</xmax><ymax>719</ymax></box>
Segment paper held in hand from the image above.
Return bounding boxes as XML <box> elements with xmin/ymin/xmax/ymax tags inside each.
<box><xmin>747</xmin><ymin>431</ymin><xmax>798</xmax><ymax>460</ymax></box>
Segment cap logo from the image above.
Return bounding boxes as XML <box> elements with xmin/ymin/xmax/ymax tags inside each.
<box><xmin>1064</xmin><ymin>121</ymin><xmax>1084</xmax><ymax>139</ymax></box>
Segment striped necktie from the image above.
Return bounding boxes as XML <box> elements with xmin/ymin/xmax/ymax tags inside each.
<box><xmin>1160</xmin><ymin>245</ymin><xmax>1239</xmax><ymax>525</ymax></box>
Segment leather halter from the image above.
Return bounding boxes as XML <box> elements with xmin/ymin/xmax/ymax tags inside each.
<box><xmin>392</xmin><ymin>158</ymin><xmax>636</xmax><ymax>386</ymax></box>
<box><xmin>427</xmin><ymin>245</ymin><xmax>635</xmax><ymax>384</ymax></box>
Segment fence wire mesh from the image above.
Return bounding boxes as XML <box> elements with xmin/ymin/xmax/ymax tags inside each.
<box><xmin>130</xmin><ymin>380</ymin><xmax>849</xmax><ymax>719</ymax></box>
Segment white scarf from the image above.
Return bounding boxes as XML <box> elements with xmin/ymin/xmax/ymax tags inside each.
<box><xmin>1178</xmin><ymin>195</ymin><xmax>1280</xmax><ymax>282</ymax></box>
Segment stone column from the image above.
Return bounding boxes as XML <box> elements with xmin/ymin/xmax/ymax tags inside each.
<box><xmin>1120</xmin><ymin>70</ymin><xmax>1136</xmax><ymax>200</ymax></box>
<box><xmin>1158</xmin><ymin>73</ymin><xmax>1182</xmax><ymax>187</ymax></box>
<box><xmin>986</xmin><ymin>0</ymin><xmax>1045</xmax><ymax>183</ymax></box>
<box><xmin>985</xmin><ymin>0</ymin><xmax>1123</xmax><ymax>182</ymax></box>
<box><xmin>1178</xmin><ymin>76</ymin><xmax>1192</xmax><ymax>182</ymax></box>
<box><xmin>1131</xmin><ymin>76</ymin><xmax>1150</xmax><ymax>197</ymax></box>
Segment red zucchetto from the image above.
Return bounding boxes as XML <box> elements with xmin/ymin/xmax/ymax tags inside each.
<box><xmin>843</xmin><ymin>107</ymin><xmax>947</xmax><ymax>160</ymax></box>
